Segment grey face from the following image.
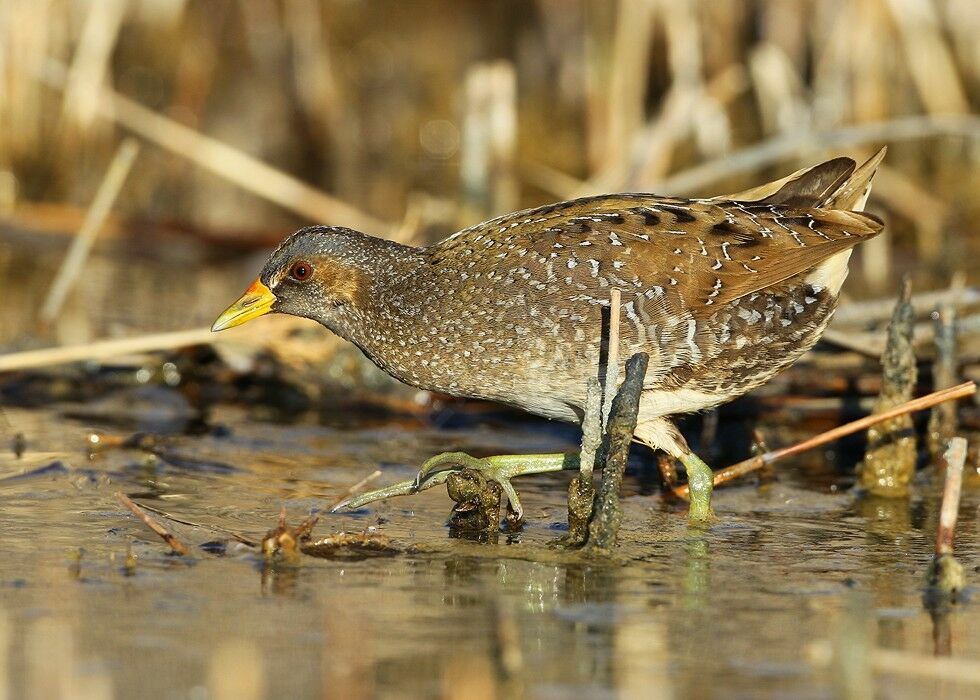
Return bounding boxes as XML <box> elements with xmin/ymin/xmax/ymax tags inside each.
<box><xmin>257</xmin><ymin>226</ymin><xmax>365</xmax><ymax>325</ymax></box>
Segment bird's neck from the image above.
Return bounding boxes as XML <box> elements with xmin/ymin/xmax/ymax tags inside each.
<box><xmin>320</xmin><ymin>237</ymin><xmax>433</xmax><ymax>366</ymax></box>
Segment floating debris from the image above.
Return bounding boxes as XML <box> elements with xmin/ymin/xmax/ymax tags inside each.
<box><xmin>861</xmin><ymin>278</ymin><xmax>917</xmax><ymax>497</ymax></box>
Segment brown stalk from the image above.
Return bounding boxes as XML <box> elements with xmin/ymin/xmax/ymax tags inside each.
<box><xmin>671</xmin><ymin>381</ymin><xmax>976</xmax><ymax>499</ymax></box>
<box><xmin>116</xmin><ymin>492</ymin><xmax>187</xmax><ymax>555</ymax></box>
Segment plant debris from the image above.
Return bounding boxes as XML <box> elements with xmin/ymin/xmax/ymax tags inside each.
<box><xmin>300</xmin><ymin>530</ymin><xmax>399</xmax><ymax>560</ymax></box>
<box><xmin>260</xmin><ymin>509</ymin><xmax>319</xmax><ymax>563</ymax></box>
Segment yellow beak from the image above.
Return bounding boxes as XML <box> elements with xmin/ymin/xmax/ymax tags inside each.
<box><xmin>211</xmin><ymin>278</ymin><xmax>277</xmax><ymax>331</ymax></box>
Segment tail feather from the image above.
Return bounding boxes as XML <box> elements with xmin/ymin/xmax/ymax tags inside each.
<box><xmin>720</xmin><ymin>147</ymin><xmax>887</xmax><ymax>212</ymax></box>
<box><xmin>824</xmin><ymin>147</ymin><xmax>887</xmax><ymax>211</ymax></box>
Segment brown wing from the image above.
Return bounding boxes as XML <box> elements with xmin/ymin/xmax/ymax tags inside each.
<box><xmin>435</xmin><ymin>194</ymin><xmax>883</xmax><ymax>319</ymax></box>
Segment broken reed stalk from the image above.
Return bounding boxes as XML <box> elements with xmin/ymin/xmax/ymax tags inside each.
<box><xmin>577</xmin><ymin>378</ymin><xmax>603</xmax><ymax>488</ymax></box>
<box><xmin>861</xmin><ymin>277</ymin><xmax>917</xmax><ymax>496</ymax></box>
<box><xmin>586</xmin><ymin>352</ymin><xmax>649</xmax><ymax>550</ymax></box>
<box><xmin>116</xmin><ymin>491</ymin><xmax>187</xmax><ymax>555</ymax></box>
<box><xmin>935</xmin><ymin>438</ymin><xmax>967</xmax><ymax>557</ymax></box>
<box><xmin>671</xmin><ymin>381</ymin><xmax>976</xmax><ymax>499</ymax></box>
<box><xmin>602</xmin><ymin>287</ymin><xmax>623</xmax><ymax>426</ymax></box>
<box><xmin>926</xmin><ymin>438</ymin><xmax>969</xmax><ymax>601</ymax></box>
<box><xmin>40</xmin><ymin>138</ymin><xmax>140</xmax><ymax>325</ymax></box>
<box><xmin>566</xmin><ymin>287</ymin><xmax>623</xmax><ymax>544</ymax></box>
<box><xmin>328</xmin><ymin>469</ymin><xmax>383</xmax><ymax>511</ymax></box>
<box><xmin>565</xmin><ymin>377</ymin><xmax>602</xmax><ymax>542</ymax></box>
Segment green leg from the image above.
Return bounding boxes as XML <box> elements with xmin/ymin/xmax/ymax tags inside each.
<box><xmin>331</xmin><ymin>451</ymin><xmax>578</xmax><ymax>519</ymax></box>
<box><xmin>679</xmin><ymin>452</ymin><xmax>714</xmax><ymax>523</ymax></box>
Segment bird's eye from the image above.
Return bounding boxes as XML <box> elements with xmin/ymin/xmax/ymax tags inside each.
<box><xmin>289</xmin><ymin>260</ymin><xmax>313</xmax><ymax>282</ymax></box>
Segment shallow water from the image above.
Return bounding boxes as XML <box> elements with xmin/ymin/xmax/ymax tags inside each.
<box><xmin>0</xmin><ymin>397</ymin><xmax>978</xmax><ymax>699</ymax></box>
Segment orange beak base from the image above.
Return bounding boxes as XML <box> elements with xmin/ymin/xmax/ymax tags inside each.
<box><xmin>211</xmin><ymin>278</ymin><xmax>277</xmax><ymax>332</ymax></box>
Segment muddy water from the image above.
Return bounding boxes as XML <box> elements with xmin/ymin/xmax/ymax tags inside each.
<box><xmin>0</xmin><ymin>397</ymin><xmax>978</xmax><ymax>699</ymax></box>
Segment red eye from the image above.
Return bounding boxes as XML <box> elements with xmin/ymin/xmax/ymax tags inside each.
<box><xmin>289</xmin><ymin>260</ymin><xmax>313</xmax><ymax>281</ymax></box>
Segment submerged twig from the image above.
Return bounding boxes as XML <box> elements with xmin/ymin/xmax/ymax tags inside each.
<box><xmin>115</xmin><ymin>491</ymin><xmax>187</xmax><ymax>555</ymax></box>
<box><xmin>671</xmin><ymin>382</ymin><xmax>977</xmax><ymax>498</ymax></box>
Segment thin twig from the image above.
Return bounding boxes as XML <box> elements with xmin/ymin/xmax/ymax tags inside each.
<box><xmin>40</xmin><ymin>139</ymin><xmax>140</xmax><ymax>324</ymax></box>
<box><xmin>132</xmin><ymin>501</ymin><xmax>258</xmax><ymax>547</ymax></box>
<box><xmin>116</xmin><ymin>491</ymin><xmax>187</xmax><ymax>555</ymax></box>
<box><xmin>328</xmin><ymin>469</ymin><xmax>383</xmax><ymax>511</ymax></box>
<box><xmin>578</xmin><ymin>377</ymin><xmax>603</xmax><ymax>488</ymax></box>
<box><xmin>602</xmin><ymin>287</ymin><xmax>623</xmax><ymax>427</ymax></box>
<box><xmin>671</xmin><ymin>381</ymin><xmax>976</xmax><ymax>498</ymax></box>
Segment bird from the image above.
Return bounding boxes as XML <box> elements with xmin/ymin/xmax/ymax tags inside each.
<box><xmin>212</xmin><ymin>149</ymin><xmax>886</xmax><ymax>521</ymax></box>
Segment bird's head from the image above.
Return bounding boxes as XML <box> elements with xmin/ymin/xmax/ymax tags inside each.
<box><xmin>211</xmin><ymin>226</ymin><xmax>367</xmax><ymax>332</ymax></box>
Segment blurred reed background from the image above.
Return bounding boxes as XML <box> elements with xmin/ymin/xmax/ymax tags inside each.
<box><xmin>0</xmin><ymin>0</ymin><xmax>977</xmax><ymax>348</ymax></box>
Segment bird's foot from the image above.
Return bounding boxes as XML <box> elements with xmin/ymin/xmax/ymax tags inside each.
<box><xmin>331</xmin><ymin>451</ymin><xmax>577</xmax><ymax>520</ymax></box>
<box><xmin>679</xmin><ymin>452</ymin><xmax>715</xmax><ymax>523</ymax></box>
